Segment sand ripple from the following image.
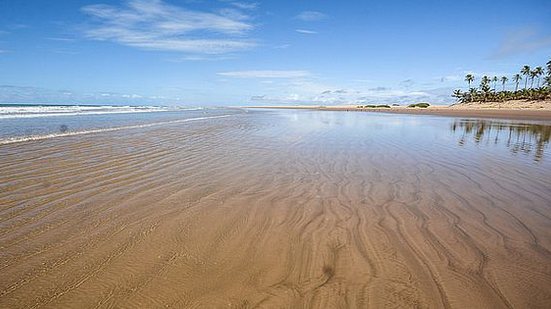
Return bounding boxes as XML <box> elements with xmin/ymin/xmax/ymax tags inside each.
<box><xmin>0</xmin><ymin>111</ymin><xmax>550</xmax><ymax>308</ymax></box>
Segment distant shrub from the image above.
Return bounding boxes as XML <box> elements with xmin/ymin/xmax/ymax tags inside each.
<box><xmin>392</xmin><ymin>104</ymin><xmax>400</xmax><ymax>106</ymax></box>
<box><xmin>408</xmin><ymin>103</ymin><xmax>430</xmax><ymax>108</ymax></box>
<box><xmin>376</xmin><ymin>104</ymin><xmax>391</xmax><ymax>108</ymax></box>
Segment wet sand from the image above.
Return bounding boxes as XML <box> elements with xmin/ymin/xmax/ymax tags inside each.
<box><xmin>1</xmin><ymin>110</ymin><xmax>550</xmax><ymax>308</ymax></box>
<box><xmin>248</xmin><ymin>104</ymin><xmax>551</xmax><ymax>121</ymax></box>
<box><xmin>360</xmin><ymin>107</ymin><xmax>551</xmax><ymax>121</ymax></box>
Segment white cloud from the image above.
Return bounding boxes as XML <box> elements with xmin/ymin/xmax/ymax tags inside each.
<box><xmin>229</xmin><ymin>2</ymin><xmax>258</xmax><ymax>10</ymax></box>
<box><xmin>0</xmin><ymin>85</ymin><xmax>172</xmax><ymax>105</ymax></box>
<box><xmin>439</xmin><ymin>75</ymin><xmax>462</xmax><ymax>82</ymax></box>
<box><xmin>250</xmin><ymin>88</ymin><xmax>451</xmax><ymax>105</ymax></box>
<box><xmin>216</xmin><ymin>8</ymin><xmax>250</xmax><ymax>21</ymax></box>
<box><xmin>492</xmin><ymin>28</ymin><xmax>551</xmax><ymax>58</ymax></box>
<box><xmin>247</xmin><ymin>78</ymin><xmax>455</xmax><ymax>106</ymax></box>
<box><xmin>81</xmin><ymin>0</ymin><xmax>256</xmax><ymax>54</ymax></box>
<box><xmin>295</xmin><ymin>11</ymin><xmax>326</xmax><ymax>22</ymax></box>
<box><xmin>121</xmin><ymin>94</ymin><xmax>142</xmax><ymax>98</ymax></box>
<box><xmin>273</xmin><ymin>44</ymin><xmax>290</xmax><ymax>49</ymax></box>
<box><xmin>217</xmin><ymin>70</ymin><xmax>311</xmax><ymax>78</ymax></box>
<box><xmin>296</xmin><ymin>29</ymin><xmax>317</xmax><ymax>35</ymax></box>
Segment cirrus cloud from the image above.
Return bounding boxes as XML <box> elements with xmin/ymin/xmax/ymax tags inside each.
<box><xmin>296</xmin><ymin>29</ymin><xmax>317</xmax><ymax>35</ymax></box>
<box><xmin>81</xmin><ymin>0</ymin><xmax>257</xmax><ymax>54</ymax></box>
<box><xmin>295</xmin><ymin>11</ymin><xmax>327</xmax><ymax>22</ymax></box>
<box><xmin>491</xmin><ymin>27</ymin><xmax>551</xmax><ymax>59</ymax></box>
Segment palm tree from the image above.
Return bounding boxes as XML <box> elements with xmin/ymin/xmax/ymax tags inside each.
<box><xmin>513</xmin><ymin>74</ymin><xmax>522</xmax><ymax>91</ymax></box>
<box><xmin>468</xmin><ymin>87</ymin><xmax>477</xmax><ymax>102</ymax></box>
<box><xmin>534</xmin><ymin>67</ymin><xmax>544</xmax><ymax>87</ymax></box>
<box><xmin>500</xmin><ymin>76</ymin><xmax>508</xmax><ymax>91</ymax></box>
<box><xmin>521</xmin><ymin>65</ymin><xmax>531</xmax><ymax>89</ymax></box>
<box><xmin>545</xmin><ymin>75</ymin><xmax>551</xmax><ymax>89</ymax></box>
<box><xmin>450</xmin><ymin>61</ymin><xmax>551</xmax><ymax>101</ymax></box>
<box><xmin>480</xmin><ymin>76</ymin><xmax>491</xmax><ymax>101</ymax></box>
<box><xmin>481</xmin><ymin>75</ymin><xmax>490</xmax><ymax>86</ymax></box>
<box><xmin>453</xmin><ymin>89</ymin><xmax>462</xmax><ymax>101</ymax></box>
<box><xmin>465</xmin><ymin>74</ymin><xmax>475</xmax><ymax>89</ymax></box>
<box><xmin>530</xmin><ymin>70</ymin><xmax>537</xmax><ymax>88</ymax></box>
<box><xmin>492</xmin><ymin>76</ymin><xmax>498</xmax><ymax>92</ymax></box>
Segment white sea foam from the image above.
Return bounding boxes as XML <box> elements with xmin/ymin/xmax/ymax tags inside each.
<box><xmin>0</xmin><ymin>105</ymin><xmax>195</xmax><ymax>119</ymax></box>
<box><xmin>0</xmin><ymin>114</ymin><xmax>232</xmax><ymax>145</ymax></box>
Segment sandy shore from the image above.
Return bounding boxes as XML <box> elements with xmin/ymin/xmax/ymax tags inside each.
<box><xmin>248</xmin><ymin>100</ymin><xmax>551</xmax><ymax>121</ymax></box>
<box><xmin>1</xmin><ymin>111</ymin><xmax>550</xmax><ymax>308</ymax></box>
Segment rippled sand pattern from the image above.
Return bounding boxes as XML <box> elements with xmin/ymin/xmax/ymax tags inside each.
<box><xmin>1</xmin><ymin>110</ymin><xmax>550</xmax><ymax>308</ymax></box>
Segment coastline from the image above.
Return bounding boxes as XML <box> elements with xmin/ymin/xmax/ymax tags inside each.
<box><xmin>246</xmin><ymin>101</ymin><xmax>551</xmax><ymax>121</ymax></box>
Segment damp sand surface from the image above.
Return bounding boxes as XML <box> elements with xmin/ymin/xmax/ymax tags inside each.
<box><xmin>1</xmin><ymin>109</ymin><xmax>550</xmax><ymax>308</ymax></box>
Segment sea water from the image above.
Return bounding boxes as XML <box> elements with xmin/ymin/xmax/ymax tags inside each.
<box><xmin>0</xmin><ymin>104</ymin><xmax>241</xmax><ymax>144</ymax></box>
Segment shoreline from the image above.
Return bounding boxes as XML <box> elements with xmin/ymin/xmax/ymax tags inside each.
<box><xmin>245</xmin><ymin>104</ymin><xmax>551</xmax><ymax>121</ymax></box>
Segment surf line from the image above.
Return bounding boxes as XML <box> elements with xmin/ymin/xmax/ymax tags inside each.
<box><xmin>0</xmin><ymin>114</ymin><xmax>233</xmax><ymax>145</ymax></box>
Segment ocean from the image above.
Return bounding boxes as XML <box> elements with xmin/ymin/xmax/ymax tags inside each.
<box><xmin>0</xmin><ymin>104</ymin><xmax>242</xmax><ymax>144</ymax></box>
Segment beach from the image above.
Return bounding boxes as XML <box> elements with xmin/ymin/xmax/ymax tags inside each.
<box><xmin>247</xmin><ymin>100</ymin><xmax>551</xmax><ymax>121</ymax></box>
<box><xmin>3</xmin><ymin>0</ymin><xmax>551</xmax><ymax>307</ymax></box>
<box><xmin>1</xmin><ymin>108</ymin><xmax>550</xmax><ymax>308</ymax></box>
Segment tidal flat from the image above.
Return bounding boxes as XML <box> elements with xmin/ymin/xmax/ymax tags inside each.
<box><xmin>1</xmin><ymin>109</ymin><xmax>550</xmax><ymax>308</ymax></box>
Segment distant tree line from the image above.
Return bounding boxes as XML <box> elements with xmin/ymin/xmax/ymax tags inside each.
<box><xmin>452</xmin><ymin>59</ymin><xmax>551</xmax><ymax>103</ymax></box>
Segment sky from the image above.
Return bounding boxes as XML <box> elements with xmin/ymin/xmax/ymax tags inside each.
<box><xmin>0</xmin><ymin>0</ymin><xmax>550</xmax><ymax>106</ymax></box>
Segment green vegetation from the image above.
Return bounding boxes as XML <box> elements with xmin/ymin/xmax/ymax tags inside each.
<box><xmin>452</xmin><ymin>59</ymin><xmax>551</xmax><ymax>103</ymax></box>
<box><xmin>408</xmin><ymin>103</ymin><xmax>430</xmax><ymax>108</ymax></box>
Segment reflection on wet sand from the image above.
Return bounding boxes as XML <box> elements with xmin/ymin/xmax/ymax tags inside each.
<box><xmin>451</xmin><ymin>119</ymin><xmax>551</xmax><ymax>162</ymax></box>
<box><xmin>0</xmin><ymin>110</ymin><xmax>550</xmax><ymax>308</ymax></box>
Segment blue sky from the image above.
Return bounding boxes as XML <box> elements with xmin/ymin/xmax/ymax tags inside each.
<box><xmin>0</xmin><ymin>0</ymin><xmax>550</xmax><ymax>106</ymax></box>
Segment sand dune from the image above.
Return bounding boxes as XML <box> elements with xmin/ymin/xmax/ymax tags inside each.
<box><xmin>1</xmin><ymin>111</ymin><xmax>550</xmax><ymax>308</ymax></box>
